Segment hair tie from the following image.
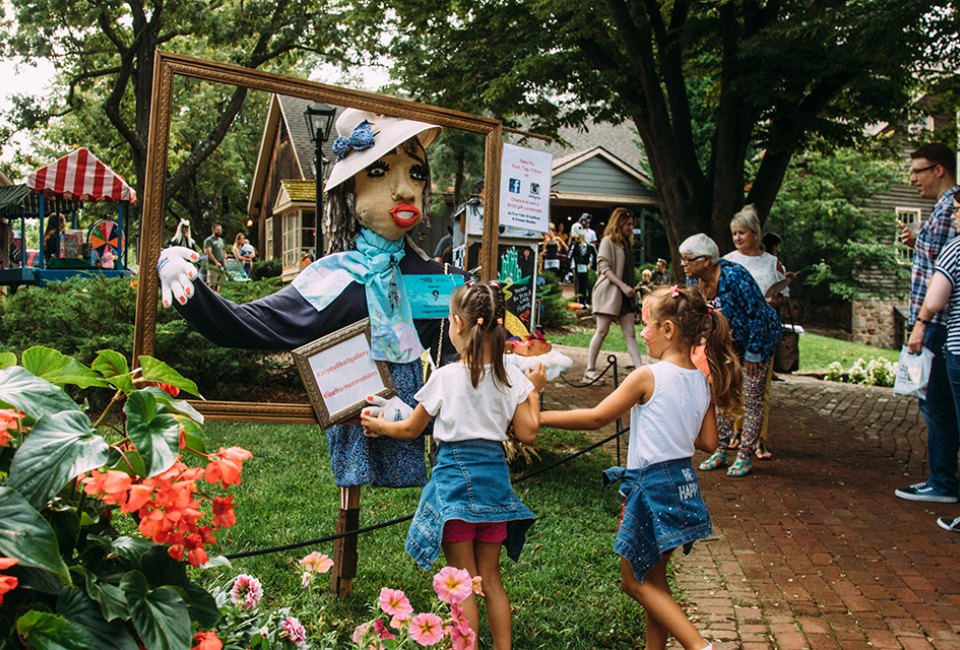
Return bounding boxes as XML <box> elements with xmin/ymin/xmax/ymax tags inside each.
<box><xmin>670</xmin><ymin>285</ymin><xmax>680</xmax><ymax>298</ymax></box>
<box><xmin>476</xmin><ymin>317</ymin><xmax>484</xmax><ymax>326</ymax></box>
<box><xmin>707</xmin><ymin>306</ymin><xmax>713</xmax><ymax>314</ymax></box>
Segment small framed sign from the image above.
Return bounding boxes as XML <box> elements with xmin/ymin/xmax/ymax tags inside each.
<box><xmin>291</xmin><ymin>319</ymin><xmax>396</xmax><ymax>428</ymax></box>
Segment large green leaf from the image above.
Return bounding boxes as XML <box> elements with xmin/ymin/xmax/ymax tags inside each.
<box><xmin>8</xmin><ymin>411</ymin><xmax>109</xmax><ymax>509</ymax></box>
<box><xmin>22</xmin><ymin>346</ymin><xmax>109</xmax><ymax>389</ymax></box>
<box><xmin>91</xmin><ymin>350</ymin><xmax>135</xmax><ymax>394</ymax></box>
<box><xmin>76</xmin><ymin>566</ymin><xmax>129</xmax><ymax>623</ymax></box>
<box><xmin>0</xmin><ymin>366</ymin><xmax>78</xmax><ymax>420</ymax></box>
<box><xmin>139</xmin><ymin>355</ymin><xmax>202</xmax><ymax>399</ymax></box>
<box><xmin>0</xmin><ymin>351</ymin><xmax>17</xmax><ymax>369</ymax></box>
<box><xmin>121</xmin><ymin>571</ymin><xmax>191</xmax><ymax>650</ymax></box>
<box><xmin>179</xmin><ymin>581</ymin><xmax>221</xmax><ymax>629</ymax></box>
<box><xmin>15</xmin><ymin>610</ymin><xmax>94</xmax><ymax>650</ymax></box>
<box><xmin>125</xmin><ymin>391</ymin><xmax>180</xmax><ymax>477</ymax></box>
<box><xmin>110</xmin><ymin>536</ymin><xmax>157</xmax><ymax>564</ymax></box>
<box><xmin>0</xmin><ymin>487</ymin><xmax>70</xmax><ymax>581</ymax></box>
<box><xmin>142</xmin><ymin>386</ymin><xmax>205</xmax><ymax>425</ymax></box>
<box><xmin>58</xmin><ymin>587</ymin><xmax>138</xmax><ymax>650</ymax></box>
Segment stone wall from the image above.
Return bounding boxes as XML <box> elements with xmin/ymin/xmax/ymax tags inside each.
<box><xmin>850</xmin><ymin>297</ymin><xmax>906</xmax><ymax>349</ymax></box>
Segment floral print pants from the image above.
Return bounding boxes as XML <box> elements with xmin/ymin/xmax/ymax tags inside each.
<box><xmin>717</xmin><ymin>358</ymin><xmax>772</xmax><ymax>460</ymax></box>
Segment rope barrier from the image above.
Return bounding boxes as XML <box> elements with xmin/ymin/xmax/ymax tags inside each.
<box><xmin>225</xmin><ymin>355</ymin><xmax>627</xmax><ymax>560</ymax></box>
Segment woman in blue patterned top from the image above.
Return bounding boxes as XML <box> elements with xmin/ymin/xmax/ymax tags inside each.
<box><xmin>680</xmin><ymin>233</ymin><xmax>781</xmax><ymax>477</ymax></box>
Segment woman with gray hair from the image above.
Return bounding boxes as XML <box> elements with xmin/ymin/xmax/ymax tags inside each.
<box><xmin>679</xmin><ymin>233</ymin><xmax>781</xmax><ymax>477</ymax></box>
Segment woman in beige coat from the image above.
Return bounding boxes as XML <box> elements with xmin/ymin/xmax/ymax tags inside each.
<box><xmin>584</xmin><ymin>208</ymin><xmax>644</xmax><ymax>381</ymax></box>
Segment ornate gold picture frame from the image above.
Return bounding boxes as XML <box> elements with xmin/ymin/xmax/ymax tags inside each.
<box><xmin>133</xmin><ymin>51</ymin><xmax>503</xmax><ymax>423</ymax></box>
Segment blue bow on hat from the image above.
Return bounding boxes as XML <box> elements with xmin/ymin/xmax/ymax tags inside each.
<box><xmin>332</xmin><ymin>120</ymin><xmax>376</xmax><ymax>161</ymax></box>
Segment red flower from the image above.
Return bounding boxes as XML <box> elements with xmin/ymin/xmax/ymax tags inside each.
<box><xmin>158</xmin><ymin>383</ymin><xmax>181</xmax><ymax>398</ymax></box>
<box><xmin>204</xmin><ymin>447</ymin><xmax>253</xmax><ymax>487</ymax></box>
<box><xmin>0</xmin><ymin>557</ymin><xmax>19</xmax><ymax>606</ymax></box>
<box><xmin>191</xmin><ymin>631</ymin><xmax>222</xmax><ymax>650</ymax></box>
<box><xmin>211</xmin><ymin>495</ymin><xmax>237</xmax><ymax>529</ymax></box>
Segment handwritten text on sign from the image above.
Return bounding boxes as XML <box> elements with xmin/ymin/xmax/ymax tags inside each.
<box><xmin>308</xmin><ymin>333</ymin><xmax>386</xmax><ymax>416</ymax></box>
<box><xmin>499</xmin><ymin>143</ymin><xmax>552</xmax><ymax>233</ymax></box>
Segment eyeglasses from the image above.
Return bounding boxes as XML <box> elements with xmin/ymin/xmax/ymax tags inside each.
<box><xmin>910</xmin><ymin>163</ymin><xmax>939</xmax><ymax>176</ymax></box>
<box><xmin>680</xmin><ymin>255</ymin><xmax>706</xmax><ymax>265</ymax></box>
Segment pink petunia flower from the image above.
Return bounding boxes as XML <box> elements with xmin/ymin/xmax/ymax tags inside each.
<box><xmin>378</xmin><ymin>587</ymin><xmax>414</xmax><ymax>618</ymax></box>
<box><xmin>449</xmin><ymin>622</ymin><xmax>476</xmax><ymax>650</ymax></box>
<box><xmin>432</xmin><ymin>566</ymin><xmax>474</xmax><ymax>604</ymax></box>
<box><xmin>409</xmin><ymin>612</ymin><xmax>445</xmax><ymax>646</ymax></box>
<box><xmin>390</xmin><ymin>613</ymin><xmax>411</xmax><ymax>630</ymax></box>
<box><xmin>280</xmin><ymin>616</ymin><xmax>307</xmax><ymax>644</ymax></box>
<box><xmin>352</xmin><ymin>623</ymin><xmax>369</xmax><ymax>644</ymax></box>
<box><xmin>372</xmin><ymin>618</ymin><xmax>396</xmax><ymax>640</ymax></box>
<box><xmin>299</xmin><ymin>551</ymin><xmax>334</xmax><ymax>574</ymax></box>
<box><xmin>229</xmin><ymin>574</ymin><xmax>263</xmax><ymax>610</ymax></box>
<box><xmin>471</xmin><ymin>575</ymin><xmax>484</xmax><ymax>596</ymax></box>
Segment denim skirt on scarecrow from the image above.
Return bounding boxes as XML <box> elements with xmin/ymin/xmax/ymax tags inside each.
<box><xmin>406</xmin><ymin>439</ymin><xmax>536</xmax><ymax>570</ymax></box>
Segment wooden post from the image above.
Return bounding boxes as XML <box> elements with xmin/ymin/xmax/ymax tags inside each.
<box><xmin>330</xmin><ymin>485</ymin><xmax>361</xmax><ymax>596</ymax></box>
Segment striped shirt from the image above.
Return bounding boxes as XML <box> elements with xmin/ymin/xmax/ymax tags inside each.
<box><xmin>909</xmin><ymin>186</ymin><xmax>959</xmax><ymax>326</ymax></box>
<box><xmin>933</xmin><ymin>236</ymin><xmax>960</xmax><ymax>354</ymax></box>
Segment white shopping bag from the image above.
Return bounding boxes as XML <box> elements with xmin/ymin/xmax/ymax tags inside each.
<box><xmin>892</xmin><ymin>345</ymin><xmax>934</xmax><ymax>399</ymax></box>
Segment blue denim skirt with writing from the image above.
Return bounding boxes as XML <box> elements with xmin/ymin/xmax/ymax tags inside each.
<box><xmin>406</xmin><ymin>439</ymin><xmax>536</xmax><ymax>570</ymax></box>
<box><xmin>613</xmin><ymin>458</ymin><xmax>712</xmax><ymax>582</ymax></box>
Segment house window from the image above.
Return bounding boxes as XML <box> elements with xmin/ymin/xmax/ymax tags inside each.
<box><xmin>264</xmin><ymin>217</ymin><xmax>274</xmax><ymax>261</ymax></box>
<box><xmin>896</xmin><ymin>207</ymin><xmax>922</xmax><ymax>265</ymax></box>
<box><xmin>282</xmin><ymin>212</ymin><xmax>301</xmax><ymax>268</ymax></box>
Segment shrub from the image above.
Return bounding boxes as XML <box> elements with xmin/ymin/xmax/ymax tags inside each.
<box><xmin>251</xmin><ymin>258</ymin><xmax>282</xmax><ymax>281</ymax></box>
<box><xmin>823</xmin><ymin>356</ymin><xmax>897</xmax><ymax>387</ymax></box>
<box><xmin>537</xmin><ymin>270</ymin><xmax>572</xmax><ymax>329</ymax></box>
<box><xmin>0</xmin><ymin>346</ymin><xmax>252</xmax><ymax>648</ymax></box>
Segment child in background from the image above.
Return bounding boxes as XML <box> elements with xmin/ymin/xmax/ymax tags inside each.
<box><xmin>540</xmin><ymin>285</ymin><xmax>741</xmax><ymax>650</ymax></box>
<box><xmin>362</xmin><ymin>281</ymin><xmax>546</xmax><ymax>650</ymax></box>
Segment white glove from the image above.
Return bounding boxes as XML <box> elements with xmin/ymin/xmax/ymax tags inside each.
<box><xmin>364</xmin><ymin>394</ymin><xmax>413</xmax><ymax>423</ymax></box>
<box><xmin>158</xmin><ymin>247</ymin><xmax>200</xmax><ymax>309</ymax></box>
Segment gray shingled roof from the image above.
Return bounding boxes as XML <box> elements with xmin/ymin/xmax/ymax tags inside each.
<box><xmin>275</xmin><ymin>95</ymin><xmax>340</xmax><ymax>180</ymax></box>
<box><xmin>524</xmin><ymin>119</ymin><xmax>649</xmax><ymax>174</ymax></box>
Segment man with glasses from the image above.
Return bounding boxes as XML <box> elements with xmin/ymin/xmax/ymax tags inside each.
<box><xmin>896</xmin><ymin>143</ymin><xmax>960</xmax><ymax>505</ymax></box>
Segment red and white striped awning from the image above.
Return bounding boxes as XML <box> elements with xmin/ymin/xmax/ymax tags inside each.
<box><xmin>27</xmin><ymin>147</ymin><xmax>137</xmax><ymax>204</ymax></box>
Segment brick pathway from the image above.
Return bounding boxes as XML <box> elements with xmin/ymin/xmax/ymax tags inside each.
<box><xmin>543</xmin><ymin>345</ymin><xmax>960</xmax><ymax>650</ymax></box>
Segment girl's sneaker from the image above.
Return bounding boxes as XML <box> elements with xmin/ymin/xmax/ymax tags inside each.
<box><xmin>937</xmin><ymin>515</ymin><xmax>960</xmax><ymax>532</ymax></box>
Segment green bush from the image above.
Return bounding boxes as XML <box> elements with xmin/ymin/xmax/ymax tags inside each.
<box><xmin>537</xmin><ymin>270</ymin><xmax>573</xmax><ymax>329</ymax></box>
<box><xmin>251</xmin><ymin>258</ymin><xmax>282</xmax><ymax>280</ymax></box>
<box><xmin>0</xmin><ymin>275</ymin><xmax>299</xmax><ymax>400</ymax></box>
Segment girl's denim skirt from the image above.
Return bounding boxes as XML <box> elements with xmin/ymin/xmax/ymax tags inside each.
<box><xmin>406</xmin><ymin>439</ymin><xmax>536</xmax><ymax>570</ymax></box>
<box><xmin>606</xmin><ymin>458</ymin><xmax>712</xmax><ymax>582</ymax></box>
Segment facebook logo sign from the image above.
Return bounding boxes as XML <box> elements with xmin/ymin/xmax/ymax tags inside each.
<box><xmin>508</xmin><ymin>178</ymin><xmax>522</xmax><ymax>193</ymax></box>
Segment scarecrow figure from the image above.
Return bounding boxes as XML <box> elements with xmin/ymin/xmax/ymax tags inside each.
<box><xmin>158</xmin><ymin>109</ymin><xmax>464</xmax><ymax>488</ymax></box>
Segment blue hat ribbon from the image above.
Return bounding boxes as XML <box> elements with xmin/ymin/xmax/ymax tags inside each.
<box><xmin>332</xmin><ymin>120</ymin><xmax>376</xmax><ymax>161</ymax></box>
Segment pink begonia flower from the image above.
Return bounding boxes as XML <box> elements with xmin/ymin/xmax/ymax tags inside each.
<box><xmin>280</xmin><ymin>616</ymin><xmax>307</xmax><ymax>644</ymax></box>
<box><xmin>372</xmin><ymin>619</ymin><xmax>396</xmax><ymax>640</ymax></box>
<box><xmin>378</xmin><ymin>587</ymin><xmax>414</xmax><ymax>618</ymax></box>
<box><xmin>229</xmin><ymin>574</ymin><xmax>263</xmax><ymax>610</ymax></box>
<box><xmin>299</xmin><ymin>551</ymin><xmax>334</xmax><ymax>574</ymax></box>
<box><xmin>432</xmin><ymin>566</ymin><xmax>473</xmax><ymax>604</ymax></box>
<box><xmin>409</xmin><ymin>612</ymin><xmax>445</xmax><ymax>646</ymax></box>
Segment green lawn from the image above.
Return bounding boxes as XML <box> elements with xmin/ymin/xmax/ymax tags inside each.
<box><xmin>203</xmin><ymin>423</ymin><xmax>646</xmax><ymax>648</ymax></box>
<box><xmin>548</xmin><ymin>325</ymin><xmax>899</xmax><ymax>371</ymax></box>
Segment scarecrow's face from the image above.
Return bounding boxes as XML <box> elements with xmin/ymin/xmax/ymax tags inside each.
<box><xmin>354</xmin><ymin>144</ymin><xmax>428</xmax><ymax>242</ymax></box>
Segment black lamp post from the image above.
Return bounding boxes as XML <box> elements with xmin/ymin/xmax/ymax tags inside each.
<box><xmin>304</xmin><ymin>102</ymin><xmax>337</xmax><ymax>259</ymax></box>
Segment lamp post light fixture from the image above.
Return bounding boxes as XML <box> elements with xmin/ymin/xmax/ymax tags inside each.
<box><xmin>304</xmin><ymin>102</ymin><xmax>337</xmax><ymax>260</ymax></box>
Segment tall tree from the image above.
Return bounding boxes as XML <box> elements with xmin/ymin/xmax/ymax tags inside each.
<box><xmin>378</xmin><ymin>0</ymin><xmax>955</xmax><ymax>256</ymax></box>
<box><xmin>0</xmin><ymin>0</ymin><xmax>372</xmax><ymax>213</ymax></box>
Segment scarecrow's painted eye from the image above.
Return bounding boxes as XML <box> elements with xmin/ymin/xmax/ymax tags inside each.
<box><xmin>410</xmin><ymin>164</ymin><xmax>427</xmax><ymax>182</ymax></box>
<box><xmin>366</xmin><ymin>160</ymin><xmax>389</xmax><ymax>177</ymax></box>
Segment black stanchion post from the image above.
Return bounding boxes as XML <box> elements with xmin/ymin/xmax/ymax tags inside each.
<box><xmin>331</xmin><ymin>486</ymin><xmax>361</xmax><ymax>596</ymax></box>
<box><xmin>610</xmin><ymin>354</ymin><xmax>623</xmax><ymax>466</ymax></box>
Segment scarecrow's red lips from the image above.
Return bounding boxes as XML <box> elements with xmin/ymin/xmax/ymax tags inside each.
<box><xmin>390</xmin><ymin>203</ymin><xmax>421</xmax><ymax>228</ymax></box>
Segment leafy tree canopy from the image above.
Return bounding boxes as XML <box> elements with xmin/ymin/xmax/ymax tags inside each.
<box><xmin>374</xmin><ymin>0</ymin><xmax>957</xmax><ymax>256</ymax></box>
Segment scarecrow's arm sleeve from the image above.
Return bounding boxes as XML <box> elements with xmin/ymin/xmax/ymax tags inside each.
<box><xmin>173</xmin><ymin>280</ymin><xmax>368</xmax><ymax>350</ymax></box>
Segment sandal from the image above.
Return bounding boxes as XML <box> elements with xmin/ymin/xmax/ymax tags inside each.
<box><xmin>698</xmin><ymin>452</ymin><xmax>727</xmax><ymax>471</ymax></box>
<box><xmin>726</xmin><ymin>457</ymin><xmax>753</xmax><ymax>477</ymax></box>
<box><xmin>756</xmin><ymin>443</ymin><xmax>773</xmax><ymax>460</ymax></box>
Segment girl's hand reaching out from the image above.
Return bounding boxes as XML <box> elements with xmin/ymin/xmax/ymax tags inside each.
<box><xmin>525</xmin><ymin>363</ymin><xmax>547</xmax><ymax>394</ymax></box>
<box><xmin>360</xmin><ymin>409</ymin><xmax>384</xmax><ymax>437</ymax></box>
